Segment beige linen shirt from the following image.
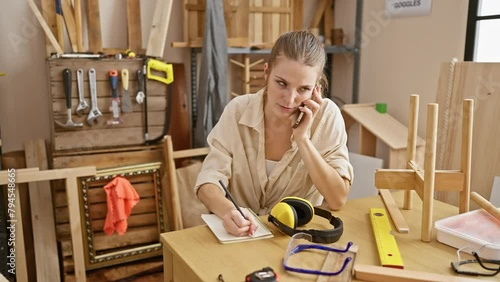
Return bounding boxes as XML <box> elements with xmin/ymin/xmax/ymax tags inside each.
<box><xmin>195</xmin><ymin>89</ymin><xmax>353</xmax><ymax>215</ymax></box>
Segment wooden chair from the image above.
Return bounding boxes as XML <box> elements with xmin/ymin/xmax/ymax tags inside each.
<box><xmin>163</xmin><ymin>135</ymin><xmax>210</xmax><ymax>230</ymax></box>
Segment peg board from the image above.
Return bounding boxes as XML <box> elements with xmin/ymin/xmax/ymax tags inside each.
<box><xmin>47</xmin><ymin>58</ymin><xmax>189</xmax><ymax>153</ymax></box>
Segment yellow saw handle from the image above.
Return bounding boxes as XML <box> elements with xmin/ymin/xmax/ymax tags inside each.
<box><xmin>146</xmin><ymin>59</ymin><xmax>174</xmax><ymax>85</ymax></box>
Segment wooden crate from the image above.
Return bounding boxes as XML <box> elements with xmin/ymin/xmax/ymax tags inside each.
<box><xmin>177</xmin><ymin>0</ymin><xmax>299</xmax><ymax>48</ymax></box>
<box><xmin>47</xmin><ymin>58</ymin><xmax>190</xmax><ymax>153</ymax></box>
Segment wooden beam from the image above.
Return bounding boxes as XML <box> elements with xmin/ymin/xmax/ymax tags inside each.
<box><xmin>28</xmin><ymin>0</ymin><xmax>63</xmax><ymax>54</ymax></box>
<box><xmin>292</xmin><ymin>0</ymin><xmax>303</xmax><ymax>30</ymax></box>
<box><xmin>309</xmin><ymin>0</ymin><xmax>328</xmax><ymax>29</ymax></box>
<box><xmin>354</xmin><ymin>264</ymin><xmax>483</xmax><ymax>282</ymax></box>
<box><xmin>379</xmin><ymin>190</ymin><xmax>409</xmax><ymax>233</ymax></box>
<box><xmin>127</xmin><ymin>0</ymin><xmax>142</xmax><ymax>52</ymax></box>
<box><xmin>73</xmin><ymin>0</ymin><xmax>84</xmax><ymax>51</ymax></box>
<box><xmin>146</xmin><ymin>0</ymin><xmax>173</xmax><ymax>58</ymax></box>
<box><xmin>61</xmin><ymin>0</ymin><xmax>78</xmax><ymax>52</ymax></box>
<box><xmin>24</xmin><ymin>140</ymin><xmax>60</xmax><ymax>282</ymax></box>
<box><xmin>86</xmin><ymin>0</ymin><xmax>102</xmax><ymax>52</ymax></box>
<box><xmin>41</xmin><ymin>0</ymin><xmax>57</xmax><ymax>55</ymax></box>
<box><xmin>375</xmin><ymin>169</ymin><xmax>464</xmax><ymax>192</ymax></box>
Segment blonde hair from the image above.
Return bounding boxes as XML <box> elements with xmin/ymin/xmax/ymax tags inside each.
<box><xmin>267</xmin><ymin>30</ymin><xmax>328</xmax><ymax>94</ymax></box>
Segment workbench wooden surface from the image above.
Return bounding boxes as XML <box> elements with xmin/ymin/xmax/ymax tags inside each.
<box><xmin>160</xmin><ymin>191</ymin><xmax>493</xmax><ymax>281</ymax></box>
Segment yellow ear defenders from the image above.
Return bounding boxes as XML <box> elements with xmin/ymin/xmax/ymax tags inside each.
<box><xmin>268</xmin><ymin>197</ymin><xmax>344</xmax><ymax>243</ymax></box>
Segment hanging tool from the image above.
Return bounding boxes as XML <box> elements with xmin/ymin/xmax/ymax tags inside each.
<box><xmin>120</xmin><ymin>69</ymin><xmax>132</xmax><ymax>112</ymax></box>
<box><xmin>87</xmin><ymin>68</ymin><xmax>102</xmax><ymax>125</ymax></box>
<box><xmin>136</xmin><ymin>69</ymin><xmax>145</xmax><ymax>104</ymax></box>
<box><xmin>369</xmin><ymin>208</ymin><xmax>404</xmax><ymax>269</ymax></box>
<box><xmin>76</xmin><ymin>69</ymin><xmax>89</xmax><ymax>115</ymax></box>
<box><xmin>143</xmin><ymin>58</ymin><xmax>174</xmax><ymax>145</ymax></box>
<box><xmin>107</xmin><ymin>70</ymin><xmax>121</xmax><ymax>125</ymax></box>
<box><xmin>56</xmin><ymin>69</ymin><xmax>83</xmax><ymax>129</ymax></box>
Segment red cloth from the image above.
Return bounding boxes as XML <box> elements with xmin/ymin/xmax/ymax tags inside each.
<box><xmin>103</xmin><ymin>176</ymin><xmax>140</xmax><ymax>235</ymax></box>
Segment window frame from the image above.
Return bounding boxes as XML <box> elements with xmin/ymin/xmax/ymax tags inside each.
<box><xmin>464</xmin><ymin>0</ymin><xmax>500</xmax><ymax>61</ymax></box>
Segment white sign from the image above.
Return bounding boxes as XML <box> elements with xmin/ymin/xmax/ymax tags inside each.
<box><xmin>385</xmin><ymin>0</ymin><xmax>432</xmax><ymax>18</ymax></box>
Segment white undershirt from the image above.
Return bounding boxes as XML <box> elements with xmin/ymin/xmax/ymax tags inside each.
<box><xmin>265</xmin><ymin>159</ymin><xmax>279</xmax><ymax>177</ymax></box>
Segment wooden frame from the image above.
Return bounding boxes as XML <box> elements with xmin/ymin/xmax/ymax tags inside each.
<box><xmin>0</xmin><ymin>166</ymin><xmax>96</xmax><ymax>282</ymax></box>
<box><xmin>79</xmin><ymin>162</ymin><xmax>167</xmax><ymax>269</ymax></box>
<box><xmin>374</xmin><ymin>95</ymin><xmax>473</xmax><ymax>242</ymax></box>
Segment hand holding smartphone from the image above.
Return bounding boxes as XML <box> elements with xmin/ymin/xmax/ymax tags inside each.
<box><xmin>292</xmin><ymin>103</ymin><xmax>306</xmax><ymax>129</ymax></box>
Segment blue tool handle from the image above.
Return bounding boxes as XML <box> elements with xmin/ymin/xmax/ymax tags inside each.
<box><xmin>63</xmin><ymin>68</ymin><xmax>72</xmax><ymax>109</ymax></box>
<box><xmin>109</xmin><ymin>70</ymin><xmax>118</xmax><ymax>98</ymax></box>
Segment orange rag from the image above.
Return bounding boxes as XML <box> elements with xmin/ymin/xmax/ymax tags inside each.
<box><xmin>103</xmin><ymin>176</ymin><xmax>140</xmax><ymax>235</ymax></box>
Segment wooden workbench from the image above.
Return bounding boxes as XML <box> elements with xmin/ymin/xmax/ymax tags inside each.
<box><xmin>160</xmin><ymin>191</ymin><xmax>492</xmax><ymax>281</ymax></box>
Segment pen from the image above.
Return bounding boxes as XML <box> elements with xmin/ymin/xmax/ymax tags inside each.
<box><xmin>219</xmin><ymin>180</ymin><xmax>248</xmax><ymax>220</ymax></box>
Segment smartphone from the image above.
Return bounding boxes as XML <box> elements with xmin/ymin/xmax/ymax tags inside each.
<box><xmin>292</xmin><ymin>103</ymin><xmax>305</xmax><ymax>129</ymax></box>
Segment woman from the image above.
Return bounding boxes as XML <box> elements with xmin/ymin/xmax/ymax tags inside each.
<box><xmin>195</xmin><ymin>30</ymin><xmax>353</xmax><ymax>236</ymax></box>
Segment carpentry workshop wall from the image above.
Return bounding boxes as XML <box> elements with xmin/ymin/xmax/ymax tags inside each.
<box><xmin>356</xmin><ymin>0</ymin><xmax>468</xmax><ymax>138</ymax></box>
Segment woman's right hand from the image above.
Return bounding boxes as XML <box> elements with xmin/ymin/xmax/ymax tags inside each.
<box><xmin>222</xmin><ymin>208</ymin><xmax>259</xmax><ymax>237</ymax></box>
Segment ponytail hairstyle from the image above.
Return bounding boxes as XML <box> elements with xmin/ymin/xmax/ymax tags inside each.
<box><xmin>267</xmin><ymin>30</ymin><xmax>328</xmax><ymax>95</ymax></box>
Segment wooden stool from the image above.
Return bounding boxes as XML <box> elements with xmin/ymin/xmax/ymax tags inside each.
<box><xmin>375</xmin><ymin>95</ymin><xmax>473</xmax><ymax>242</ymax></box>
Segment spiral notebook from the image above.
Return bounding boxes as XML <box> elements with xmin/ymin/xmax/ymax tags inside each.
<box><xmin>201</xmin><ymin>208</ymin><xmax>274</xmax><ymax>244</ymax></box>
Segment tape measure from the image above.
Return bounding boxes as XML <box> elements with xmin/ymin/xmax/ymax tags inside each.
<box><xmin>369</xmin><ymin>208</ymin><xmax>404</xmax><ymax>269</ymax></box>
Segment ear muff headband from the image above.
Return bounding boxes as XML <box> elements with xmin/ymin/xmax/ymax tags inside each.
<box><xmin>268</xmin><ymin>207</ymin><xmax>344</xmax><ymax>244</ymax></box>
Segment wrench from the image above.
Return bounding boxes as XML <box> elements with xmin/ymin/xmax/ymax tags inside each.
<box><xmin>87</xmin><ymin>68</ymin><xmax>102</xmax><ymax>125</ymax></box>
<box><xmin>76</xmin><ymin>69</ymin><xmax>89</xmax><ymax>115</ymax></box>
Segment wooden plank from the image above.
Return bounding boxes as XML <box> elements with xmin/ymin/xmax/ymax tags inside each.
<box><xmin>292</xmin><ymin>0</ymin><xmax>303</xmax><ymax>30</ymax></box>
<box><xmin>73</xmin><ymin>0</ymin><xmax>84</xmax><ymax>52</ymax></box>
<box><xmin>88</xmin><ymin>198</ymin><xmax>157</xmax><ymax>221</ymax></box>
<box><xmin>53</xmin><ymin>126</ymin><xmax>166</xmax><ymax>151</ymax></box>
<box><xmin>146</xmin><ymin>0</ymin><xmax>174</xmax><ymax>57</ymax></box>
<box><xmin>86</xmin><ymin>0</ymin><xmax>102</xmax><ymax>52</ymax></box>
<box><xmin>93</xmin><ymin>226</ymin><xmax>158</xmax><ymax>251</ymax></box>
<box><xmin>375</xmin><ymin>169</ymin><xmax>464</xmax><ymax>192</ymax></box>
<box><xmin>378</xmin><ymin>189</ymin><xmax>409</xmax><ymax>233</ymax></box>
<box><xmin>271</xmin><ymin>0</ymin><xmax>280</xmax><ymax>42</ymax></box>
<box><xmin>309</xmin><ymin>0</ymin><xmax>328</xmax><ymax>29</ymax></box>
<box><xmin>52</xmin><ymin>147</ymin><xmax>162</xmax><ymax>169</ymax></box>
<box><xmin>435</xmin><ymin>63</ymin><xmax>500</xmax><ymax>207</ymax></box>
<box><xmin>126</xmin><ymin>0</ymin><xmax>142</xmax><ymax>52</ymax></box>
<box><xmin>41</xmin><ymin>0</ymin><xmax>58</xmax><ymax>55</ymax></box>
<box><xmin>354</xmin><ymin>264</ymin><xmax>483</xmax><ymax>282</ymax></box>
<box><xmin>323</xmin><ymin>0</ymin><xmax>333</xmax><ymax>45</ymax></box>
<box><xmin>0</xmin><ymin>152</ymin><xmax>32</xmax><ymax>282</ymax></box>
<box><xmin>262</xmin><ymin>0</ymin><xmax>272</xmax><ymax>45</ymax></box>
<box><xmin>57</xmin><ymin>212</ymin><xmax>158</xmax><ymax>238</ymax></box>
<box><xmin>66</xmin><ymin>176</ymin><xmax>86</xmax><ymax>281</ymax></box>
<box><xmin>61</xmin><ymin>0</ymin><xmax>78</xmax><ymax>52</ymax></box>
<box><xmin>28</xmin><ymin>0</ymin><xmax>63</xmax><ymax>54</ymax></box>
<box><xmin>24</xmin><ymin>139</ymin><xmax>61</xmax><ymax>282</ymax></box>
